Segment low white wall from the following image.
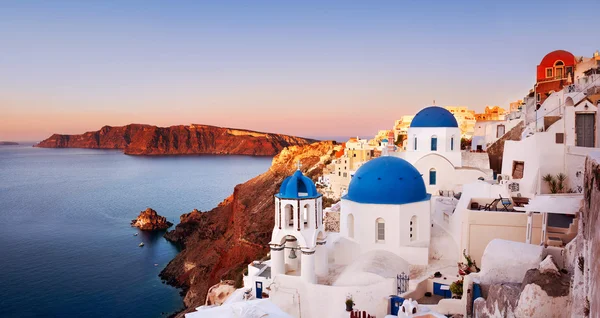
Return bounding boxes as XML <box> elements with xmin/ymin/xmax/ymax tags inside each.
<box><xmin>271</xmin><ymin>274</ymin><xmax>395</xmax><ymax>318</ymax></box>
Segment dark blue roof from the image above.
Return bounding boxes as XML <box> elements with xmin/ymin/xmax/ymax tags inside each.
<box><xmin>343</xmin><ymin>156</ymin><xmax>429</xmax><ymax>205</ymax></box>
<box><xmin>410</xmin><ymin>106</ymin><xmax>458</xmax><ymax>128</ymax></box>
<box><xmin>276</xmin><ymin>170</ymin><xmax>321</xmax><ymax>199</ymax></box>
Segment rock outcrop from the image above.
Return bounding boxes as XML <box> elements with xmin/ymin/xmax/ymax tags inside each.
<box><xmin>159</xmin><ymin>141</ymin><xmax>337</xmax><ymax>317</ymax></box>
<box><xmin>35</xmin><ymin>124</ymin><xmax>316</xmax><ymax>156</ymax></box>
<box><xmin>131</xmin><ymin>208</ymin><xmax>173</xmax><ymax>231</ymax></box>
<box><xmin>0</xmin><ymin>141</ymin><xmax>19</xmax><ymax>145</ymax></box>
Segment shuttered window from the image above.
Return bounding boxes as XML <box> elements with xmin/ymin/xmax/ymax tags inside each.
<box><xmin>576</xmin><ymin>114</ymin><xmax>595</xmax><ymax>147</ymax></box>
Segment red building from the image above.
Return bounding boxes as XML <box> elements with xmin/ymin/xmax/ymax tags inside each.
<box><xmin>535</xmin><ymin>50</ymin><xmax>577</xmax><ymax>104</ymax></box>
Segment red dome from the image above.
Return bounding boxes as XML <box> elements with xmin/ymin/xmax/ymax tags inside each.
<box><xmin>536</xmin><ymin>50</ymin><xmax>577</xmax><ymax>82</ymax></box>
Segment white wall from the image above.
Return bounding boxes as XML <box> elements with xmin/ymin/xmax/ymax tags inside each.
<box><xmin>502</xmin><ymin>120</ymin><xmax>566</xmax><ymax>197</ymax></box>
<box><xmin>340</xmin><ymin>199</ymin><xmax>431</xmax><ymax>265</ymax></box>
<box><xmin>270</xmin><ymin>274</ymin><xmax>394</xmax><ymax>318</ymax></box>
<box><xmin>404</xmin><ymin>127</ymin><xmax>462</xmax><ymax>167</ymax></box>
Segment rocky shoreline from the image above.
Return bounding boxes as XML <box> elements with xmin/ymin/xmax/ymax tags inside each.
<box><xmin>159</xmin><ymin>141</ymin><xmax>338</xmax><ymax>317</ymax></box>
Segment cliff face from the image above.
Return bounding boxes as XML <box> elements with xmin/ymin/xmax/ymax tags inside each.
<box><xmin>159</xmin><ymin>141</ymin><xmax>337</xmax><ymax>316</ymax></box>
<box><xmin>35</xmin><ymin>124</ymin><xmax>316</xmax><ymax>156</ymax></box>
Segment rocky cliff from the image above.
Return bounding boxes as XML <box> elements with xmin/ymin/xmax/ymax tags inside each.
<box><xmin>131</xmin><ymin>208</ymin><xmax>173</xmax><ymax>231</ymax></box>
<box><xmin>35</xmin><ymin>124</ymin><xmax>316</xmax><ymax>156</ymax></box>
<box><xmin>159</xmin><ymin>141</ymin><xmax>337</xmax><ymax>316</ymax></box>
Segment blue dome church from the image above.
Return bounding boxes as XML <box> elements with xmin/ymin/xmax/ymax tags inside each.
<box><xmin>340</xmin><ymin>156</ymin><xmax>432</xmax><ymax>265</ymax></box>
<box><xmin>394</xmin><ymin>106</ymin><xmax>491</xmax><ymax>195</ymax></box>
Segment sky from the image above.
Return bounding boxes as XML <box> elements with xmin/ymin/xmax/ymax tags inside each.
<box><xmin>1</xmin><ymin>0</ymin><xmax>599</xmax><ymax>141</ymax></box>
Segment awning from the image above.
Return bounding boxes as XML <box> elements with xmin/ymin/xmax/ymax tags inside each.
<box><xmin>520</xmin><ymin>194</ymin><xmax>582</xmax><ymax>214</ymax></box>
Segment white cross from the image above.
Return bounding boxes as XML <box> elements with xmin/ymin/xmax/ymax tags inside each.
<box><xmin>297</xmin><ymin>160</ymin><xmax>302</xmax><ymax>170</ymax></box>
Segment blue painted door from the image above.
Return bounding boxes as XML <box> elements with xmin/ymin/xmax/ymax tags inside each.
<box><xmin>472</xmin><ymin>283</ymin><xmax>482</xmax><ymax>313</ymax></box>
<box><xmin>255</xmin><ymin>281</ymin><xmax>263</xmax><ymax>299</ymax></box>
<box><xmin>390</xmin><ymin>296</ymin><xmax>404</xmax><ymax>315</ymax></box>
<box><xmin>433</xmin><ymin>282</ymin><xmax>450</xmax><ymax>298</ymax></box>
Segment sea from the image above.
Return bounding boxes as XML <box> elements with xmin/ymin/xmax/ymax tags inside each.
<box><xmin>0</xmin><ymin>144</ymin><xmax>273</xmax><ymax>318</ymax></box>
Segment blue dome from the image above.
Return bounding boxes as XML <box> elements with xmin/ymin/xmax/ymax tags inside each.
<box><xmin>276</xmin><ymin>170</ymin><xmax>320</xmax><ymax>199</ymax></box>
<box><xmin>382</xmin><ymin>139</ymin><xmax>389</xmax><ymax>143</ymax></box>
<box><xmin>410</xmin><ymin>106</ymin><xmax>458</xmax><ymax>128</ymax></box>
<box><xmin>343</xmin><ymin>156</ymin><xmax>429</xmax><ymax>205</ymax></box>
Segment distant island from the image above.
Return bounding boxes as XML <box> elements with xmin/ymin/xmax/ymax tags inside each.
<box><xmin>35</xmin><ymin>124</ymin><xmax>316</xmax><ymax>156</ymax></box>
<box><xmin>0</xmin><ymin>141</ymin><xmax>19</xmax><ymax>145</ymax></box>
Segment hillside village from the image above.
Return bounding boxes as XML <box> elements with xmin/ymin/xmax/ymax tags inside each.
<box><xmin>184</xmin><ymin>49</ymin><xmax>600</xmax><ymax>318</ymax></box>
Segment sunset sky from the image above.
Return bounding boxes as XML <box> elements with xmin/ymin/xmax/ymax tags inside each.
<box><xmin>1</xmin><ymin>0</ymin><xmax>599</xmax><ymax>141</ymax></box>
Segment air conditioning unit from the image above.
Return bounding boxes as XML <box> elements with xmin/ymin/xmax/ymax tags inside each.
<box><xmin>497</xmin><ymin>174</ymin><xmax>511</xmax><ymax>182</ymax></box>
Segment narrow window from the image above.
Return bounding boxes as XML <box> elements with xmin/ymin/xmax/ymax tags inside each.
<box><xmin>429</xmin><ymin>168</ymin><xmax>436</xmax><ymax>185</ymax></box>
<box><xmin>450</xmin><ymin>136</ymin><xmax>454</xmax><ymax>151</ymax></box>
<box><xmin>546</xmin><ymin>68</ymin><xmax>553</xmax><ymax>78</ymax></box>
<box><xmin>431</xmin><ymin>136</ymin><xmax>437</xmax><ymax>151</ymax></box>
<box><xmin>414</xmin><ymin>137</ymin><xmax>417</xmax><ymax>150</ymax></box>
<box><xmin>376</xmin><ymin>218</ymin><xmax>385</xmax><ymax>242</ymax></box>
<box><xmin>496</xmin><ymin>125</ymin><xmax>505</xmax><ymax>138</ymax></box>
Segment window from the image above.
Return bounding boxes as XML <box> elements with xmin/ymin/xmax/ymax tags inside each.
<box><xmin>353</xmin><ymin>154</ymin><xmax>356</xmax><ymax>157</ymax></box>
<box><xmin>429</xmin><ymin>168</ymin><xmax>436</xmax><ymax>185</ymax></box>
<box><xmin>410</xmin><ymin>216</ymin><xmax>417</xmax><ymax>241</ymax></box>
<box><xmin>343</xmin><ymin>172</ymin><xmax>347</xmax><ymax>178</ymax></box>
<box><xmin>431</xmin><ymin>136</ymin><xmax>437</xmax><ymax>151</ymax></box>
<box><xmin>546</xmin><ymin>68</ymin><xmax>553</xmax><ymax>78</ymax></box>
<box><xmin>555</xmin><ymin>133</ymin><xmax>564</xmax><ymax>144</ymax></box>
<box><xmin>414</xmin><ymin>137</ymin><xmax>417</xmax><ymax>150</ymax></box>
<box><xmin>496</xmin><ymin>125</ymin><xmax>505</xmax><ymax>138</ymax></box>
<box><xmin>566</xmin><ymin>66</ymin><xmax>573</xmax><ymax>78</ymax></box>
<box><xmin>450</xmin><ymin>136</ymin><xmax>454</xmax><ymax>151</ymax></box>
<box><xmin>376</xmin><ymin>218</ymin><xmax>385</xmax><ymax>241</ymax></box>
<box><xmin>338</xmin><ymin>172</ymin><xmax>341</xmax><ymax>176</ymax></box>
<box><xmin>303</xmin><ymin>204</ymin><xmax>309</xmax><ymax>225</ymax></box>
<box><xmin>537</xmin><ymin>93</ymin><xmax>541</xmax><ymax>102</ymax></box>
<box><xmin>512</xmin><ymin>161</ymin><xmax>524</xmax><ymax>179</ymax></box>
<box><xmin>285</xmin><ymin>205</ymin><xmax>294</xmax><ymax>227</ymax></box>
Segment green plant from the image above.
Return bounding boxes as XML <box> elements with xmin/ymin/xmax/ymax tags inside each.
<box><xmin>543</xmin><ymin>173</ymin><xmax>574</xmax><ymax>194</ymax></box>
<box><xmin>449</xmin><ymin>279</ymin><xmax>463</xmax><ymax>297</ymax></box>
<box><xmin>345</xmin><ymin>295</ymin><xmax>354</xmax><ymax>306</ymax></box>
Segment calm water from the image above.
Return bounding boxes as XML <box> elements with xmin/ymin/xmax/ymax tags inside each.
<box><xmin>0</xmin><ymin>145</ymin><xmax>272</xmax><ymax>318</ymax></box>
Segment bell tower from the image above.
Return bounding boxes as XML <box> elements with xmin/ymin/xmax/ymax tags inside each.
<box><xmin>269</xmin><ymin>162</ymin><xmax>327</xmax><ymax>283</ymax></box>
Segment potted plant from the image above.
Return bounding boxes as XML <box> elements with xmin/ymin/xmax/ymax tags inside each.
<box><xmin>345</xmin><ymin>295</ymin><xmax>354</xmax><ymax>312</ymax></box>
<box><xmin>449</xmin><ymin>279</ymin><xmax>463</xmax><ymax>299</ymax></box>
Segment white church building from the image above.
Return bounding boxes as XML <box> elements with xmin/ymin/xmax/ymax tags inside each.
<box><xmin>340</xmin><ymin>156</ymin><xmax>432</xmax><ymax>265</ymax></box>
<box><xmin>394</xmin><ymin>106</ymin><xmax>491</xmax><ymax>194</ymax></box>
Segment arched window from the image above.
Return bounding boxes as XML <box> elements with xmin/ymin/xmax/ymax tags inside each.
<box><xmin>284</xmin><ymin>204</ymin><xmax>294</xmax><ymax>227</ymax></box>
<box><xmin>431</xmin><ymin>135</ymin><xmax>437</xmax><ymax>151</ymax></box>
<box><xmin>347</xmin><ymin>213</ymin><xmax>355</xmax><ymax>238</ymax></box>
<box><xmin>554</xmin><ymin>60</ymin><xmax>564</xmax><ymax>79</ymax></box>
<box><xmin>429</xmin><ymin>168</ymin><xmax>436</xmax><ymax>185</ymax></box>
<box><xmin>410</xmin><ymin>215</ymin><xmax>417</xmax><ymax>241</ymax></box>
<box><xmin>303</xmin><ymin>204</ymin><xmax>309</xmax><ymax>227</ymax></box>
<box><xmin>376</xmin><ymin>218</ymin><xmax>385</xmax><ymax>242</ymax></box>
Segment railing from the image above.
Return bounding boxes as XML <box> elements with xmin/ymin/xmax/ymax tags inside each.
<box><xmin>350</xmin><ymin>310</ymin><xmax>375</xmax><ymax>318</ymax></box>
